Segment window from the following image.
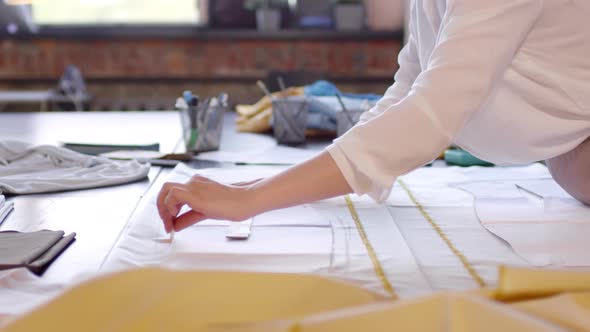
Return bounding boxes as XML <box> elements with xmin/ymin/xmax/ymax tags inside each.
<box><xmin>31</xmin><ymin>0</ymin><xmax>204</xmax><ymax>26</ymax></box>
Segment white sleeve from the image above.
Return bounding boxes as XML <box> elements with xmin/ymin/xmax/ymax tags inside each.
<box><xmin>327</xmin><ymin>0</ymin><xmax>544</xmax><ymax>202</ymax></box>
<box><xmin>358</xmin><ymin>33</ymin><xmax>421</xmax><ymax>123</ymax></box>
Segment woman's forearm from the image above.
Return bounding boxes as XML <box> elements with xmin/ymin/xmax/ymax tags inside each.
<box><xmin>248</xmin><ymin>151</ymin><xmax>352</xmax><ymax>215</ymax></box>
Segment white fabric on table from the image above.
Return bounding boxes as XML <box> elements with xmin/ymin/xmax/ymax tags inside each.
<box><xmin>392</xmin><ymin>166</ymin><xmax>538</xmax><ymax>290</ymax></box>
<box><xmin>101</xmin><ymin>164</ymin><xmax>423</xmax><ymax>297</ymax></box>
<box><xmin>100</xmin><ymin>163</ymin><xmax>571</xmax><ymax>299</ymax></box>
<box><xmin>0</xmin><ymin>141</ymin><xmax>149</xmax><ymax>194</ymax></box>
<box><xmin>450</xmin><ymin>166</ymin><xmax>590</xmax><ymax>267</ymax></box>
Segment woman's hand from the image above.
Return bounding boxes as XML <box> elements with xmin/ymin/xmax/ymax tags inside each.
<box><xmin>156</xmin><ymin>151</ymin><xmax>352</xmax><ymax>234</ymax></box>
<box><xmin>157</xmin><ymin>175</ymin><xmax>260</xmax><ymax>233</ymax></box>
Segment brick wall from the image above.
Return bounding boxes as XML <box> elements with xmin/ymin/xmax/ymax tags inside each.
<box><xmin>0</xmin><ymin>37</ymin><xmax>401</xmax><ymax>111</ymax></box>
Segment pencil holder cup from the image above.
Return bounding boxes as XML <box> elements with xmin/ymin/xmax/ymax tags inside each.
<box><xmin>272</xmin><ymin>96</ymin><xmax>309</xmax><ymax>145</ymax></box>
<box><xmin>177</xmin><ymin>93</ymin><xmax>228</xmax><ymax>153</ymax></box>
<box><xmin>336</xmin><ymin>109</ymin><xmax>364</xmax><ymax>137</ymax></box>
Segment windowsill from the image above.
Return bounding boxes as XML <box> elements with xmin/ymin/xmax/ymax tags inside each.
<box><xmin>3</xmin><ymin>25</ymin><xmax>403</xmax><ymax>41</ymax></box>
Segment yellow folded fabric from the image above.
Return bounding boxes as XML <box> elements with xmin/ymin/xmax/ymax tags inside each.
<box><xmin>211</xmin><ymin>266</ymin><xmax>590</xmax><ymax>332</ymax></box>
<box><xmin>236</xmin><ymin>107</ymin><xmax>273</xmax><ymax>133</ymax></box>
<box><xmin>512</xmin><ymin>292</ymin><xmax>590</xmax><ymax>332</ymax></box>
<box><xmin>495</xmin><ymin>266</ymin><xmax>590</xmax><ymax>301</ymax></box>
<box><xmin>235</xmin><ymin>87</ymin><xmax>305</xmax><ymax>133</ymax></box>
<box><xmin>4</xmin><ymin>268</ymin><xmax>383</xmax><ymax>332</ymax></box>
<box><xmin>7</xmin><ymin>266</ymin><xmax>590</xmax><ymax>332</ymax></box>
<box><xmin>236</xmin><ymin>87</ymin><xmax>304</xmax><ymax>119</ymax></box>
<box><xmin>216</xmin><ymin>293</ymin><xmax>561</xmax><ymax>332</ymax></box>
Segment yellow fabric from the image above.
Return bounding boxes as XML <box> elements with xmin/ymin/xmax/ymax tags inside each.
<box><xmin>297</xmin><ymin>294</ymin><xmax>552</xmax><ymax>332</ymax></box>
<box><xmin>209</xmin><ymin>266</ymin><xmax>590</xmax><ymax>332</ymax></box>
<box><xmin>235</xmin><ymin>87</ymin><xmax>304</xmax><ymax>133</ymax></box>
<box><xmin>512</xmin><ymin>292</ymin><xmax>590</xmax><ymax>332</ymax></box>
<box><xmin>3</xmin><ymin>269</ymin><xmax>383</xmax><ymax>332</ymax></box>
<box><xmin>216</xmin><ymin>294</ymin><xmax>561</xmax><ymax>332</ymax></box>
<box><xmin>6</xmin><ymin>264</ymin><xmax>590</xmax><ymax>331</ymax></box>
<box><xmin>236</xmin><ymin>107</ymin><xmax>273</xmax><ymax>133</ymax></box>
<box><xmin>496</xmin><ymin>266</ymin><xmax>590</xmax><ymax>301</ymax></box>
<box><xmin>236</xmin><ymin>87</ymin><xmax>304</xmax><ymax>118</ymax></box>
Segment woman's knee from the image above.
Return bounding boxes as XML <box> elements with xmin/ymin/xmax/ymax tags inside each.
<box><xmin>546</xmin><ymin>137</ymin><xmax>590</xmax><ymax>205</ymax></box>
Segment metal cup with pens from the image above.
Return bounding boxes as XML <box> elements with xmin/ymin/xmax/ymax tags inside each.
<box><xmin>176</xmin><ymin>91</ymin><xmax>228</xmax><ymax>153</ymax></box>
<box><xmin>272</xmin><ymin>96</ymin><xmax>309</xmax><ymax>145</ymax></box>
<box><xmin>335</xmin><ymin>93</ymin><xmax>363</xmax><ymax>137</ymax></box>
<box><xmin>257</xmin><ymin>80</ymin><xmax>309</xmax><ymax>145</ymax></box>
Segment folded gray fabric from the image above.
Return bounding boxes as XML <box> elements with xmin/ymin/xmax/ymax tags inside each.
<box><xmin>0</xmin><ymin>230</ymin><xmax>76</xmax><ymax>276</ymax></box>
<box><xmin>0</xmin><ymin>200</ymin><xmax>14</xmax><ymax>226</ymax></box>
<box><xmin>0</xmin><ymin>141</ymin><xmax>150</xmax><ymax>194</ymax></box>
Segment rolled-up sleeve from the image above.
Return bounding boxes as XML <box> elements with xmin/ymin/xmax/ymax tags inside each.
<box><xmin>327</xmin><ymin>0</ymin><xmax>544</xmax><ymax>202</ymax></box>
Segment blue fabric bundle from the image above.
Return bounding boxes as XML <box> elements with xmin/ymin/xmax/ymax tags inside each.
<box><xmin>303</xmin><ymin>80</ymin><xmax>382</xmax><ymax>131</ymax></box>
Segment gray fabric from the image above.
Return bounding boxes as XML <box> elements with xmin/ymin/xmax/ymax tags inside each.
<box><xmin>0</xmin><ymin>141</ymin><xmax>150</xmax><ymax>194</ymax></box>
<box><xmin>27</xmin><ymin>232</ymin><xmax>76</xmax><ymax>275</ymax></box>
<box><xmin>0</xmin><ymin>230</ymin><xmax>76</xmax><ymax>276</ymax></box>
<box><xmin>0</xmin><ymin>230</ymin><xmax>63</xmax><ymax>266</ymax></box>
<box><xmin>0</xmin><ymin>199</ymin><xmax>14</xmax><ymax>226</ymax></box>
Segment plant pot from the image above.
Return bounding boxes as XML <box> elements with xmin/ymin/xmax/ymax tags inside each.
<box><xmin>334</xmin><ymin>4</ymin><xmax>364</xmax><ymax>31</ymax></box>
<box><xmin>256</xmin><ymin>8</ymin><xmax>281</xmax><ymax>31</ymax></box>
<box><xmin>365</xmin><ymin>0</ymin><xmax>403</xmax><ymax>30</ymax></box>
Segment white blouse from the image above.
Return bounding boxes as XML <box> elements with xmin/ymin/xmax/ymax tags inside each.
<box><xmin>327</xmin><ymin>0</ymin><xmax>590</xmax><ymax>202</ymax></box>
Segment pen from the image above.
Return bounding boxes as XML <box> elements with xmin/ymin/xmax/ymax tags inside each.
<box><xmin>277</xmin><ymin>76</ymin><xmax>287</xmax><ymax>98</ymax></box>
<box><xmin>277</xmin><ymin>76</ymin><xmax>286</xmax><ymax>92</ymax></box>
<box><xmin>257</xmin><ymin>80</ymin><xmax>274</xmax><ymax>101</ymax></box>
<box><xmin>195</xmin><ymin>97</ymin><xmax>211</xmax><ymax>149</ymax></box>
<box><xmin>182</xmin><ymin>90</ymin><xmax>199</xmax><ymax>149</ymax></box>
<box><xmin>336</xmin><ymin>92</ymin><xmax>354</xmax><ymax>124</ymax></box>
<box><xmin>189</xmin><ymin>95</ymin><xmax>199</xmax><ymax>149</ymax></box>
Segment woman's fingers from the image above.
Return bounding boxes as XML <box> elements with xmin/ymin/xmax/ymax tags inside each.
<box><xmin>157</xmin><ymin>183</ymin><xmax>186</xmax><ymax>212</ymax></box>
<box><xmin>158</xmin><ymin>182</ymin><xmax>199</xmax><ymax>233</ymax></box>
<box><xmin>157</xmin><ymin>175</ymin><xmax>254</xmax><ymax>232</ymax></box>
<box><xmin>157</xmin><ymin>182</ymin><xmax>183</xmax><ymax>233</ymax></box>
<box><xmin>173</xmin><ymin>210</ymin><xmax>208</xmax><ymax>231</ymax></box>
<box><xmin>163</xmin><ymin>185</ymin><xmax>194</xmax><ymax>218</ymax></box>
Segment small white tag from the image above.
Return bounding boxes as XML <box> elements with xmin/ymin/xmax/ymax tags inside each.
<box><xmin>154</xmin><ymin>229</ymin><xmax>175</xmax><ymax>244</ymax></box>
<box><xmin>226</xmin><ymin>219</ymin><xmax>252</xmax><ymax>240</ymax></box>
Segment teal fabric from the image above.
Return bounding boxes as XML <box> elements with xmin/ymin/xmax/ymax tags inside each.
<box><xmin>444</xmin><ymin>149</ymin><xmax>494</xmax><ymax>167</ymax></box>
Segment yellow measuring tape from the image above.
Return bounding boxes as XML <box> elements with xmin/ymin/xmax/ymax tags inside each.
<box><xmin>397</xmin><ymin>180</ymin><xmax>486</xmax><ymax>288</ymax></box>
<box><xmin>344</xmin><ymin>195</ymin><xmax>398</xmax><ymax>299</ymax></box>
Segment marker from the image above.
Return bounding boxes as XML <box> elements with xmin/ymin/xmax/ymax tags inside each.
<box><xmin>188</xmin><ymin>94</ymin><xmax>200</xmax><ymax>149</ymax></box>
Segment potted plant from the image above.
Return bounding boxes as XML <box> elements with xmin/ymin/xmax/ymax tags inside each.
<box><xmin>332</xmin><ymin>0</ymin><xmax>365</xmax><ymax>31</ymax></box>
<box><xmin>245</xmin><ymin>0</ymin><xmax>288</xmax><ymax>31</ymax></box>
